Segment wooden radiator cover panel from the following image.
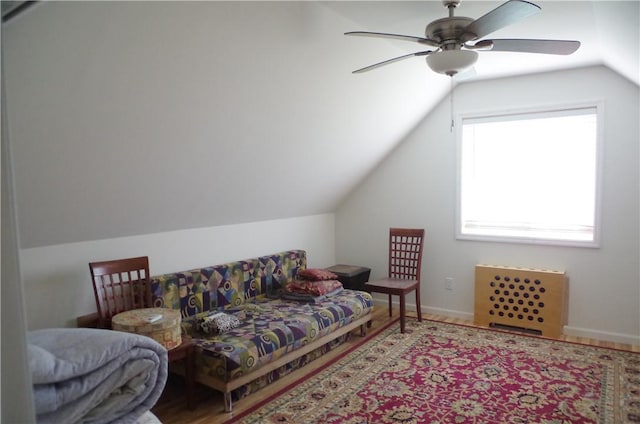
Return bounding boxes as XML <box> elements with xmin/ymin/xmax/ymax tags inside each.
<box><xmin>474</xmin><ymin>265</ymin><xmax>567</xmax><ymax>338</ymax></box>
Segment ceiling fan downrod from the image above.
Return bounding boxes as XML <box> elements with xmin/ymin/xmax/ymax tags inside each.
<box><xmin>443</xmin><ymin>0</ymin><xmax>461</xmax><ymax>18</ymax></box>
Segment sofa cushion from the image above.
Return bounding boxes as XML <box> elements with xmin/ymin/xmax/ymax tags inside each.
<box><xmin>183</xmin><ymin>290</ymin><xmax>373</xmax><ymax>384</ymax></box>
<box><xmin>150</xmin><ymin>250</ymin><xmax>306</xmax><ymax>317</ymax></box>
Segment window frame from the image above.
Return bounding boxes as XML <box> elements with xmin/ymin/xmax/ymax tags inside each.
<box><xmin>455</xmin><ymin>101</ymin><xmax>604</xmax><ymax>248</ymax></box>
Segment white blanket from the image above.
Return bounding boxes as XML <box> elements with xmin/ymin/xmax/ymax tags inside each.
<box><xmin>28</xmin><ymin>328</ymin><xmax>167</xmax><ymax>424</ymax></box>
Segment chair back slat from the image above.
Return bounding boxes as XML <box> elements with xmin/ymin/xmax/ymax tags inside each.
<box><xmin>388</xmin><ymin>228</ymin><xmax>425</xmax><ymax>280</ymax></box>
<box><xmin>89</xmin><ymin>256</ymin><xmax>151</xmax><ymax>329</ymax></box>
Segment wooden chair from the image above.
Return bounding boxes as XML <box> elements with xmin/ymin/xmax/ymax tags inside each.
<box><xmin>365</xmin><ymin>228</ymin><xmax>425</xmax><ymax>333</ymax></box>
<box><xmin>89</xmin><ymin>256</ymin><xmax>152</xmax><ymax>329</ymax></box>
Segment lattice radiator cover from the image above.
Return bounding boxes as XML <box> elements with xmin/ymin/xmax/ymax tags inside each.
<box><xmin>474</xmin><ymin>265</ymin><xmax>567</xmax><ymax>338</ymax></box>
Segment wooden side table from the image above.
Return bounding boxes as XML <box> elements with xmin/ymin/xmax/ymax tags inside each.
<box><xmin>167</xmin><ymin>337</ymin><xmax>197</xmax><ymax>410</ymax></box>
<box><xmin>326</xmin><ymin>264</ymin><xmax>371</xmax><ymax>292</ymax></box>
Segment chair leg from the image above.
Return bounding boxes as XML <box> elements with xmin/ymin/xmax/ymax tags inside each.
<box><xmin>415</xmin><ymin>286</ymin><xmax>422</xmax><ymax>322</ymax></box>
<box><xmin>399</xmin><ymin>294</ymin><xmax>407</xmax><ymax>333</ymax></box>
<box><xmin>387</xmin><ymin>294</ymin><xmax>392</xmax><ymax>317</ymax></box>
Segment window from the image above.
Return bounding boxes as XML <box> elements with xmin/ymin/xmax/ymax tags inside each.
<box><xmin>457</xmin><ymin>105</ymin><xmax>601</xmax><ymax>247</ymax></box>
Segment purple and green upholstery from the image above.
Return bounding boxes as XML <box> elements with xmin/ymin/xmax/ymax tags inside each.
<box><xmin>183</xmin><ymin>292</ymin><xmax>372</xmax><ymax>388</ymax></box>
<box><xmin>149</xmin><ymin>250</ymin><xmax>374</xmax><ymax>402</ymax></box>
<box><xmin>150</xmin><ymin>250</ymin><xmax>306</xmax><ymax>316</ymax></box>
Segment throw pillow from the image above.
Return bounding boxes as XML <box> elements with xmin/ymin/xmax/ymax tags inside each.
<box><xmin>285</xmin><ymin>279</ymin><xmax>343</xmax><ymax>296</ymax></box>
<box><xmin>298</xmin><ymin>268</ymin><xmax>339</xmax><ymax>281</ymax></box>
<box><xmin>197</xmin><ymin>312</ymin><xmax>240</xmax><ymax>335</ymax></box>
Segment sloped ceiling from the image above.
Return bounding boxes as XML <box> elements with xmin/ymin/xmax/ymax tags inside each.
<box><xmin>2</xmin><ymin>1</ymin><xmax>638</xmax><ymax>248</ymax></box>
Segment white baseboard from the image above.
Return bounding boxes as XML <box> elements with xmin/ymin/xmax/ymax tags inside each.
<box><xmin>563</xmin><ymin>325</ymin><xmax>640</xmax><ymax>347</ymax></box>
<box><xmin>422</xmin><ymin>306</ymin><xmax>475</xmax><ymax>322</ymax></box>
<box><xmin>370</xmin><ymin>298</ymin><xmax>473</xmax><ymax>323</ymax></box>
<box><xmin>370</xmin><ymin>298</ymin><xmax>639</xmax><ymax>347</ymax></box>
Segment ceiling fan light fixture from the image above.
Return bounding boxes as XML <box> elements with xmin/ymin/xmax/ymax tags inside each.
<box><xmin>426</xmin><ymin>49</ymin><xmax>478</xmax><ymax>76</ymax></box>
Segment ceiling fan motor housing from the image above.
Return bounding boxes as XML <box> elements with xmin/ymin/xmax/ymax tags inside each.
<box><xmin>425</xmin><ymin>16</ymin><xmax>475</xmax><ymax>50</ymax></box>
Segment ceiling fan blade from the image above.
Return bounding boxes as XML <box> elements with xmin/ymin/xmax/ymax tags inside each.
<box><xmin>345</xmin><ymin>31</ymin><xmax>440</xmax><ymax>47</ymax></box>
<box><xmin>476</xmin><ymin>39</ymin><xmax>581</xmax><ymax>55</ymax></box>
<box><xmin>462</xmin><ymin>0</ymin><xmax>541</xmax><ymax>42</ymax></box>
<box><xmin>352</xmin><ymin>50</ymin><xmax>433</xmax><ymax>73</ymax></box>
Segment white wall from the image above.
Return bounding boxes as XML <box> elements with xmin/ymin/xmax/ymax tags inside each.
<box><xmin>21</xmin><ymin>213</ymin><xmax>336</xmax><ymax>330</ymax></box>
<box><xmin>335</xmin><ymin>66</ymin><xmax>640</xmax><ymax>345</ymax></box>
<box><xmin>3</xmin><ymin>1</ymin><xmax>436</xmax><ymax>249</ymax></box>
<box><xmin>1</xmin><ymin>68</ymin><xmax>36</xmax><ymax>423</ymax></box>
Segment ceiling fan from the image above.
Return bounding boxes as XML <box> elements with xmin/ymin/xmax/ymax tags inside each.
<box><xmin>345</xmin><ymin>0</ymin><xmax>580</xmax><ymax>76</ymax></box>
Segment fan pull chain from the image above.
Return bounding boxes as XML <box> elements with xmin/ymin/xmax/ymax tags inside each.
<box><xmin>450</xmin><ymin>77</ymin><xmax>454</xmax><ymax>132</ymax></box>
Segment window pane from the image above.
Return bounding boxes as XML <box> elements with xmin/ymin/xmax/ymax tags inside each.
<box><xmin>458</xmin><ymin>107</ymin><xmax>599</xmax><ymax>246</ymax></box>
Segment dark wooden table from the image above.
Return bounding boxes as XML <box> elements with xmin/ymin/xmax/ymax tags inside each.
<box><xmin>167</xmin><ymin>337</ymin><xmax>196</xmax><ymax>410</ymax></box>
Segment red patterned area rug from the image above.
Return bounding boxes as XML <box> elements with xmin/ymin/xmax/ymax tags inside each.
<box><xmin>228</xmin><ymin>318</ymin><xmax>640</xmax><ymax>424</ymax></box>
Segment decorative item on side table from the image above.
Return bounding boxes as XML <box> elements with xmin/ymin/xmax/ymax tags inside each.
<box><xmin>325</xmin><ymin>264</ymin><xmax>371</xmax><ymax>292</ymax></box>
<box><xmin>112</xmin><ymin>307</ymin><xmax>181</xmax><ymax>348</ymax></box>
<box><xmin>112</xmin><ymin>308</ymin><xmax>196</xmax><ymax>409</ymax></box>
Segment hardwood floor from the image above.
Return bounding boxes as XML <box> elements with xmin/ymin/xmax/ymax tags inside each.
<box><xmin>151</xmin><ymin>307</ymin><xmax>639</xmax><ymax>424</ymax></box>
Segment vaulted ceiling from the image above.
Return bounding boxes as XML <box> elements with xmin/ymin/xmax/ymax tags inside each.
<box><xmin>3</xmin><ymin>1</ymin><xmax>638</xmax><ymax>248</ymax></box>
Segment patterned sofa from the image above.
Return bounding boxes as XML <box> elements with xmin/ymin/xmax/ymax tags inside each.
<box><xmin>149</xmin><ymin>250</ymin><xmax>373</xmax><ymax>412</ymax></box>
